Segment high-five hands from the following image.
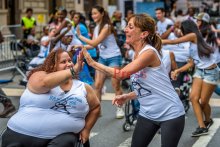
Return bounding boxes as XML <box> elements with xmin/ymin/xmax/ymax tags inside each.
<box><xmin>82</xmin><ymin>47</ymin><xmax>95</xmax><ymax>67</ymax></box>
<box><xmin>73</xmin><ymin>51</ymin><xmax>84</xmax><ymax>73</ymax></box>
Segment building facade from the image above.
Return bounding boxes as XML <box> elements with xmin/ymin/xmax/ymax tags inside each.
<box><xmin>0</xmin><ymin>0</ymin><xmax>113</xmax><ymax>26</ymax></box>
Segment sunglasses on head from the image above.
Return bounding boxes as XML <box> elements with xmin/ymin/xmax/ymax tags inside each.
<box><xmin>64</xmin><ymin>35</ymin><xmax>73</xmax><ymax>38</ymax></box>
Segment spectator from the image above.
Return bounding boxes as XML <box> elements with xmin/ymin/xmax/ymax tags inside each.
<box><xmin>155</xmin><ymin>7</ymin><xmax>174</xmax><ymax>39</ymax></box>
<box><xmin>21</xmin><ymin>8</ymin><xmax>37</xmax><ymax>39</ymax></box>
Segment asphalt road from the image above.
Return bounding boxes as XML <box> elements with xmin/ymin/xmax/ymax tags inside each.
<box><xmin>0</xmin><ymin>73</ymin><xmax>220</xmax><ymax>147</ymax></box>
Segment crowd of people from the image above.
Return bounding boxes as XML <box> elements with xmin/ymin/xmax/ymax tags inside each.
<box><xmin>1</xmin><ymin>1</ymin><xmax>220</xmax><ymax>146</ymax></box>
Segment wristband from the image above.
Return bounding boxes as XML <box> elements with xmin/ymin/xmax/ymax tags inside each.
<box><xmin>70</xmin><ymin>67</ymin><xmax>78</xmax><ymax>79</ymax></box>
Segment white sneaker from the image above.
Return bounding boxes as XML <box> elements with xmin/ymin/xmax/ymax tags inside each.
<box><xmin>102</xmin><ymin>85</ymin><xmax>107</xmax><ymax>95</ymax></box>
<box><xmin>116</xmin><ymin>107</ymin><xmax>125</xmax><ymax>119</ymax></box>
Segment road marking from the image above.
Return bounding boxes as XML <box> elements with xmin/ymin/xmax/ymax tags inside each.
<box><xmin>2</xmin><ymin>88</ymin><xmax>24</xmax><ymax>96</ymax></box>
<box><xmin>209</xmin><ymin>98</ymin><xmax>220</xmax><ymax>107</ymax></box>
<box><xmin>118</xmin><ymin>119</ymin><xmax>220</xmax><ymax>147</ymax></box>
<box><xmin>102</xmin><ymin>93</ymin><xmax>115</xmax><ymax>101</ymax></box>
<box><xmin>89</xmin><ymin>132</ymin><xmax>99</xmax><ymax>138</ymax></box>
<box><xmin>118</xmin><ymin>137</ymin><xmax>132</xmax><ymax>147</ymax></box>
<box><xmin>192</xmin><ymin>118</ymin><xmax>220</xmax><ymax>147</ymax></box>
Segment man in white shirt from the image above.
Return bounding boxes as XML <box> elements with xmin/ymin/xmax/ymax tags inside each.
<box><xmin>155</xmin><ymin>7</ymin><xmax>174</xmax><ymax>39</ymax></box>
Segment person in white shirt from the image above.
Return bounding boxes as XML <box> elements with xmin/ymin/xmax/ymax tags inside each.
<box><xmin>82</xmin><ymin>13</ymin><xmax>185</xmax><ymax>147</ymax></box>
<box><xmin>2</xmin><ymin>49</ymin><xmax>100</xmax><ymax>147</ymax></box>
<box><xmin>161</xmin><ymin>50</ymin><xmax>177</xmax><ymax>75</ymax></box>
<box><xmin>76</xmin><ymin>5</ymin><xmax>124</xmax><ymax>119</ymax></box>
<box><xmin>163</xmin><ymin>20</ymin><xmax>219</xmax><ymax>137</ymax></box>
<box><xmin>155</xmin><ymin>7</ymin><xmax>174</xmax><ymax>39</ymax></box>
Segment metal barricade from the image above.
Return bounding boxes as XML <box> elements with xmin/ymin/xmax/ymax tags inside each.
<box><xmin>0</xmin><ymin>34</ymin><xmax>27</xmax><ymax>79</ymax></box>
<box><xmin>0</xmin><ymin>24</ymin><xmax>45</xmax><ymax>40</ymax></box>
<box><xmin>0</xmin><ymin>25</ymin><xmax>22</xmax><ymax>40</ymax></box>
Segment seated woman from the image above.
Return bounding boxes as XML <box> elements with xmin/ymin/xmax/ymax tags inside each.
<box><xmin>2</xmin><ymin>48</ymin><xmax>100</xmax><ymax>147</ymax></box>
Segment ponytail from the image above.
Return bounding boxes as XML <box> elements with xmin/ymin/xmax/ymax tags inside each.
<box><xmin>147</xmin><ymin>33</ymin><xmax>162</xmax><ymax>56</ymax></box>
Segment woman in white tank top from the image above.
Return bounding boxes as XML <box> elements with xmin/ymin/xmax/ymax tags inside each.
<box><xmin>82</xmin><ymin>13</ymin><xmax>185</xmax><ymax>147</ymax></box>
<box><xmin>2</xmin><ymin>48</ymin><xmax>100</xmax><ymax>147</ymax></box>
<box><xmin>76</xmin><ymin>5</ymin><xmax>124</xmax><ymax>119</ymax></box>
<box><xmin>163</xmin><ymin>19</ymin><xmax>219</xmax><ymax>137</ymax></box>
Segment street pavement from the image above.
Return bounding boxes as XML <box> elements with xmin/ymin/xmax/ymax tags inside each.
<box><xmin>0</xmin><ymin>71</ymin><xmax>220</xmax><ymax>147</ymax></box>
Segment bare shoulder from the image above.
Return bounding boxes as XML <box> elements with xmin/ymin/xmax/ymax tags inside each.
<box><xmin>84</xmin><ymin>83</ymin><xmax>94</xmax><ymax>93</ymax></box>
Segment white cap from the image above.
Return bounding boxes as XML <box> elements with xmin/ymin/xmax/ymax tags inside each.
<box><xmin>60</xmin><ymin>27</ymin><xmax>74</xmax><ymax>36</ymax></box>
<box><xmin>195</xmin><ymin>12</ymin><xmax>210</xmax><ymax>23</ymax></box>
<box><xmin>41</xmin><ymin>36</ymin><xmax>50</xmax><ymax>42</ymax></box>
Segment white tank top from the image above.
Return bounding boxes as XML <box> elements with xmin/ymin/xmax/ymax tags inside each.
<box><xmin>7</xmin><ymin>80</ymin><xmax>89</xmax><ymax>139</ymax></box>
<box><xmin>162</xmin><ymin>50</ymin><xmax>171</xmax><ymax>73</ymax></box>
<box><xmin>214</xmin><ymin>47</ymin><xmax>220</xmax><ymax>64</ymax></box>
<box><xmin>130</xmin><ymin>45</ymin><xmax>185</xmax><ymax>121</ymax></box>
<box><xmin>189</xmin><ymin>42</ymin><xmax>216</xmax><ymax>69</ymax></box>
<box><xmin>162</xmin><ymin>42</ymin><xmax>190</xmax><ymax>63</ymax></box>
<box><xmin>93</xmin><ymin>24</ymin><xmax>121</xmax><ymax>59</ymax></box>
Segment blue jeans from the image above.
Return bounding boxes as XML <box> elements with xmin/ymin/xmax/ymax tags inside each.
<box><xmin>98</xmin><ymin>55</ymin><xmax>122</xmax><ymax>67</ymax></box>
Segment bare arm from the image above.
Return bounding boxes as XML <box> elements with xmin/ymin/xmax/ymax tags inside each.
<box><xmin>162</xmin><ymin>33</ymin><xmax>196</xmax><ymax>45</ymax></box>
<box><xmin>83</xmin><ymin>47</ymin><xmax>159</xmax><ymax>80</ymax></box>
<box><xmin>80</xmin><ymin>84</ymin><xmax>100</xmax><ymax>143</ymax></box>
<box><xmin>50</xmin><ymin>24</ymin><xmax>72</xmax><ymax>51</ymax></box>
<box><xmin>161</xmin><ymin>26</ymin><xmax>173</xmax><ymax>39</ymax></box>
<box><xmin>28</xmin><ymin>51</ymin><xmax>84</xmax><ymax>94</ymax></box>
<box><xmin>55</xmin><ymin>20</ymin><xmax>68</xmax><ymax>35</ymax></box>
<box><xmin>170</xmin><ymin>51</ymin><xmax>178</xmax><ymax>71</ymax></box>
<box><xmin>77</xmin><ymin>25</ymin><xmax>111</xmax><ymax>47</ymax></box>
<box><xmin>28</xmin><ymin>69</ymin><xmax>72</xmax><ymax>94</ymax></box>
<box><xmin>171</xmin><ymin>58</ymin><xmax>194</xmax><ymax>80</ymax></box>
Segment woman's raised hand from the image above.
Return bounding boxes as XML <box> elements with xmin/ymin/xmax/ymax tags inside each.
<box><xmin>73</xmin><ymin>51</ymin><xmax>84</xmax><ymax>73</ymax></box>
<box><xmin>82</xmin><ymin>47</ymin><xmax>95</xmax><ymax>66</ymax></box>
<box><xmin>76</xmin><ymin>25</ymin><xmax>81</xmax><ymax>37</ymax></box>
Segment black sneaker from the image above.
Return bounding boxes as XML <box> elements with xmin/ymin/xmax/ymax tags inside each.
<box><xmin>204</xmin><ymin>118</ymin><xmax>214</xmax><ymax>129</ymax></box>
<box><xmin>191</xmin><ymin>127</ymin><xmax>208</xmax><ymax>137</ymax></box>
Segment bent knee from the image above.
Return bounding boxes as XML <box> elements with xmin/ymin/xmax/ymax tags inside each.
<box><xmin>189</xmin><ymin>94</ymin><xmax>199</xmax><ymax>103</ymax></box>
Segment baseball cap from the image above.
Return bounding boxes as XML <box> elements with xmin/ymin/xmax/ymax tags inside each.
<box><xmin>195</xmin><ymin>12</ymin><xmax>210</xmax><ymax>23</ymax></box>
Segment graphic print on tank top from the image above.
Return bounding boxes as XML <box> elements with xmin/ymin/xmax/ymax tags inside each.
<box><xmin>50</xmin><ymin>94</ymin><xmax>83</xmax><ymax>114</ymax></box>
<box><xmin>131</xmin><ymin>75</ymin><xmax>152</xmax><ymax>98</ymax></box>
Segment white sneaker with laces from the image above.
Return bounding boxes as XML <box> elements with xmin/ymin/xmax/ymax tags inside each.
<box><xmin>116</xmin><ymin>107</ymin><xmax>125</xmax><ymax>119</ymax></box>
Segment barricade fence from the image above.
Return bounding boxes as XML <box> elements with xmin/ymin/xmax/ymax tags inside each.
<box><xmin>0</xmin><ymin>24</ymin><xmax>45</xmax><ymax>40</ymax></box>
<box><xmin>0</xmin><ymin>24</ymin><xmax>22</xmax><ymax>40</ymax></box>
<box><xmin>0</xmin><ymin>34</ymin><xmax>27</xmax><ymax>79</ymax></box>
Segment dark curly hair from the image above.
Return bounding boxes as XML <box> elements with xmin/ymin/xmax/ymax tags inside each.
<box><xmin>27</xmin><ymin>48</ymin><xmax>73</xmax><ymax>80</ymax></box>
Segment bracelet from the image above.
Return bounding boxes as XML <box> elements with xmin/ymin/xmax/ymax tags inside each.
<box><xmin>171</xmin><ymin>26</ymin><xmax>174</xmax><ymax>32</ymax></box>
<box><xmin>70</xmin><ymin>67</ymin><xmax>78</xmax><ymax>79</ymax></box>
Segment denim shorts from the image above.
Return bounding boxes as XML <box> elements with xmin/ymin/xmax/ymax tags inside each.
<box><xmin>98</xmin><ymin>55</ymin><xmax>122</xmax><ymax>67</ymax></box>
<box><xmin>193</xmin><ymin>67</ymin><xmax>219</xmax><ymax>85</ymax></box>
